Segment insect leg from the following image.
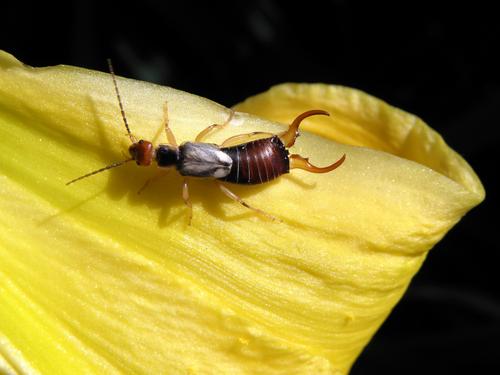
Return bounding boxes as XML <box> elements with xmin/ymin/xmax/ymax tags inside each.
<box><xmin>220</xmin><ymin>131</ymin><xmax>274</xmax><ymax>147</ymax></box>
<box><xmin>216</xmin><ymin>182</ymin><xmax>281</xmax><ymax>222</ymax></box>
<box><xmin>137</xmin><ymin>169</ymin><xmax>171</xmax><ymax>194</ymax></box>
<box><xmin>290</xmin><ymin>153</ymin><xmax>346</xmax><ymax>173</ymax></box>
<box><xmin>163</xmin><ymin>101</ymin><xmax>177</xmax><ymax>146</ymax></box>
<box><xmin>195</xmin><ymin>110</ymin><xmax>235</xmax><ymax>142</ymax></box>
<box><xmin>182</xmin><ymin>178</ymin><xmax>193</xmax><ymax>225</ymax></box>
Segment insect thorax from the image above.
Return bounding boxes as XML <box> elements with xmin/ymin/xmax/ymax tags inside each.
<box><xmin>156</xmin><ymin>144</ymin><xmax>179</xmax><ymax>167</ymax></box>
<box><xmin>177</xmin><ymin>142</ymin><xmax>233</xmax><ymax>178</ymax></box>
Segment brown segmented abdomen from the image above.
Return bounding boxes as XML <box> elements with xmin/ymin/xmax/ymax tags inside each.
<box><xmin>220</xmin><ymin>135</ymin><xmax>290</xmax><ymax>185</ymax></box>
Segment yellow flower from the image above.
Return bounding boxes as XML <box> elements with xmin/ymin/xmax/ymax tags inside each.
<box><xmin>0</xmin><ymin>50</ymin><xmax>484</xmax><ymax>374</ymax></box>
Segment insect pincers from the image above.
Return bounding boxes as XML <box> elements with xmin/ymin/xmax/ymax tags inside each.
<box><xmin>67</xmin><ymin>60</ymin><xmax>346</xmax><ymax>224</ymax></box>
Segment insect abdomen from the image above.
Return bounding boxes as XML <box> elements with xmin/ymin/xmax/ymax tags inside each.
<box><xmin>220</xmin><ymin>136</ymin><xmax>289</xmax><ymax>185</ymax></box>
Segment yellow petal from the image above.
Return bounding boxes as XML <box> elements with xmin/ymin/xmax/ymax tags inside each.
<box><xmin>234</xmin><ymin>83</ymin><xmax>484</xmax><ymax>200</ymax></box>
<box><xmin>0</xmin><ymin>50</ymin><xmax>484</xmax><ymax>374</ymax></box>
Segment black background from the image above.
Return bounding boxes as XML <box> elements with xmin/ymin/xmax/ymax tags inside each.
<box><xmin>1</xmin><ymin>1</ymin><xmax>498</xmax><ymax>373</ymax></box>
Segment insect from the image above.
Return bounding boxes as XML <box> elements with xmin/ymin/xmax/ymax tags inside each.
<box><xmin>67</xmin><ymin>60</ymin><xmax>346</xmax><ymax>223</ymax></box>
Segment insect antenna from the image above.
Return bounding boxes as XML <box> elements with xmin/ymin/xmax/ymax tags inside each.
<box><xmin>66</xmin><ymin>158</ymin><xmax>134</xmax><ymax>186</ymax></box>
<box><xmin>107</xmin><ymin>58</ymin><xmax>137</xmax><ymax>143</ymax></box>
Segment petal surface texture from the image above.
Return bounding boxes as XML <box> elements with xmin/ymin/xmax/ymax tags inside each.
<box><xmin>0</xmin><ymin>51</ymin><xmax>484</xmax><ymax>374</ymax></box>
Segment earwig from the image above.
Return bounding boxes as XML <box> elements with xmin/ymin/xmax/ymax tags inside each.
<box><xmin>67</xmin><ymin>60</ymin><xmax>346</xmax><ymax>223</ymax></box>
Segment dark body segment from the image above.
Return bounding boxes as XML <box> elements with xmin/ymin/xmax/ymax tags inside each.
<box><xmin>220</xmin><ymin>136</ymin><xmax>289</xmax><ymax>185</ymax></box>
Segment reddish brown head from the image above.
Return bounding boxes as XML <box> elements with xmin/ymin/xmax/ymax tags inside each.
<box><xmin>129</xmin><ymin>140</ymin><xmax>154</xmax><ymax>166</ymax></box>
